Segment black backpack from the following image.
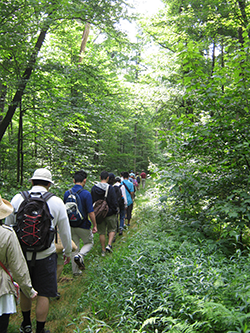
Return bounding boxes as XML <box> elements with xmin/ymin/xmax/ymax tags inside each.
<box><xmin>114</xmin><ymin>185</ymin><xmax>124</xmax><ymax>209</ymax></box>
<box><xmin>15</xmin><ymin>191</ymin><xmax>55</xmax><ymax>263</ymax></box>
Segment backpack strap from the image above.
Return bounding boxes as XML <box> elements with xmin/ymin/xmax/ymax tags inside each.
<box><xmin>123</xmin><ymin>182</ymin><xmax>131</xmax><ymax>195</ymax></box>
<box><xmin>20</xmin><ymin>191</ymin><xmax>30</xmax><ymax>200</ymax></box>
<box><xmin>20</xmin><ymin>191</ymin><xmax>54</xmax><ymax>201</ymax></box>
<box><xmin>104</xmin><ymin>185</ymin><xmax>109</xmax><ymax>199</ymax></box>
<box><xmin>42</xmin><ymin>192</ymin><xmax>55</xmax><ymax>201</ymax></box>
<box><xmin>0</xmin><ymin>261</ymin><xmax>13</xmax><ymax>283</ymax></box>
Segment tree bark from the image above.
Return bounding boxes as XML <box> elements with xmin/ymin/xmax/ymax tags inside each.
<box><xmin>79</xmin><ymin>23</ymin><xmax>90</xmax><ymax>63</ymax></box>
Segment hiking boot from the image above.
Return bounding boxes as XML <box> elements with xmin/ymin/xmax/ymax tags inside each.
<box><xmin>20</xmin><ymin>325</ymin><xmax>33</xmax><ymax>333</ymax></box>
<box><xmin>105</xmin><ymin>244</ymin><xmax>113</xmax><ymax>253</ymax></box>
<box><xmin>74</xmin><ymin>254</ymin><xmax>85</xmax><ymax>270</ymax></box>
<box><xmin>101</xmin><ymin>250</ymin><xmax>106</xmax><ymax>257</ymax></box>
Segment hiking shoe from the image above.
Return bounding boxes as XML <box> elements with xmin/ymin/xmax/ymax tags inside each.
<box><xmin>105</xmin><ymin>244</ymin><xmax>113</xmax><ymax>253</ymax></box>
<box><xmin>101</xmin><ymin>250</ymin><xmax>106</xmax><ymax>257</ymax></box>
<box><xmin>20</xmin><ymin>325</ymin><xmax>32</xmax><ymax>333</ymax></box>
<box><xmin>74</xmin><ymin>254</ymin><xmax>85</xmax><ymax>270</ymax></box>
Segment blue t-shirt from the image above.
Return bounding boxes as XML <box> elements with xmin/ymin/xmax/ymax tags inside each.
<box><xmin>121</xmin><ymin>179</ymin><xmax>134</xmax><ymax>206</ymax></box>
<box><xmin>64</xmin><ymin>184</ymin><xmax>94</xmax><ymax>229</ymax></box>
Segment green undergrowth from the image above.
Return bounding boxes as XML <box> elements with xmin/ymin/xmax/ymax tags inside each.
<box><xmin>69</xmin><ymin>184</ymin><xmax>250</xmax><ymax>333</ymax></box>
<box><xmin>8</xmin><ymin>181</ymin><xmax>250</xmax><ymax>332</ymax></box>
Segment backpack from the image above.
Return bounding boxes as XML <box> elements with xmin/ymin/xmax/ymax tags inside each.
<box><xmin>64</xmin><ymin>189</ymin><xmax>84</xmax><ymax>227</ymax></box>
<box><xmin>114</xmin><ymin>185</ymin><xmax>124</xmax><ymax>209</ymax></box>
<box><xmin>15</xmin><ymin>191</ymin><xmax>55</xmax><ymax>262</ymax></box>
<box><xmin>93</xmin><ymin>186</ymin><xmax>109</xmax><ymax>224</ymax></box>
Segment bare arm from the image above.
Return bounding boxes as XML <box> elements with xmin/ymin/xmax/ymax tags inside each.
<box><xmin>89</xmin><ymin>211</ymin><xmax>97</xmax><ymax>233</ymax></box>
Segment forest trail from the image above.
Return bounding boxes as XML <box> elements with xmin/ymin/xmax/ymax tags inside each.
<box><xmin>8</xmin><ymin>182</ymin><xmax>151</xmax><ymax>333</ymax></box>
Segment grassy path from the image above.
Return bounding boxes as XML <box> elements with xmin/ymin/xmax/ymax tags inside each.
<box><xmin>9</xmin><ymin>179</ymin><xmax>250</xmax><ymax>333</ymax></box>
<box><xmin>8</xmin><ymin>183</ymin><xmax>151</xmax><ymax>333</ymax></box>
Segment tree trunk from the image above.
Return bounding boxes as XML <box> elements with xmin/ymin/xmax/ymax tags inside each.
<box><xmin>79</xmin><ymin>23</ymin><xmax>90</xmax><ymax>63</ymax></box>
<box><xmin>0</xmin><ymin>11</ymin><xmax>55</xmax><ymax>142</ymax></box>
<box><xmin>17</xmin><ymin>100</ymin><xmax>23</xmax><ymax>184</ymax></box>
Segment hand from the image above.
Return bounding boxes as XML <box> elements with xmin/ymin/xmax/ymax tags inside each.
<box><xmin>92</xmin><ymin>226</ymin><xmax>98</xmax><ymax>234</ymax></box>
<box><xmin>31</xmin><ymin>291</ymin><xmax>38</xmax><ymax>299</ymax></box>
<box><xmin>63</xmin><ymin>255</ymin><xmax>71</xmax><ymax>265</ymax></box>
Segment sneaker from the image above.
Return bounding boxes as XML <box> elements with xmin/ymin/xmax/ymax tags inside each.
<box><xmin>105</xmin><ymin>244</ymin><xmax>113</xmax><ymax>253</ymax></box>
<box><xmin>73</xmin><ymin>272</ymin><xmax>82</xmax><ymax>277</ymax></box>
<box><xmin>20</xmin><ymin>325</ymin><xmax>32</xmax><ymax>333</ymax></box>
<box><xmin>101</xmin><ymin>250</ymin><xmax>106</xmax><ymax>257</ymax></box>
<box><xmin>74</xmin><ymin>254</ymin><xmax>85</xmax><ymax>270</ymax></box>
<box><xmin>119</xmin><ymin>229</ymin><xmax>123</xmax><ymax>236</ymax></box>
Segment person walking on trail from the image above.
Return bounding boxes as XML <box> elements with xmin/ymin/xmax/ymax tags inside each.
<box><xmin>136</xmin><ymin>172</ymin><xmax>141</xmax><ymax>191</ymax></box>
<box><xmin>91</xmin><ymin>171</ymin><xmax>117</xmax><ymax>256</ymax></box>
<box><xmin>114</xmin><ymin>176</ymin><xmax>127</xmax><ymax>236</ymax></box>
<box><xmin>140</xmin><ymin>170</ymin><xmax>147</xmax><ymax>189</ymax></box>
<box><xmin>63</xmin><ymin>170</ymin><xmax>97</xmax><ymax>276</ymax></box>
<box><xmin>121</xmin><ymin>172</ymin><xmax>134</xmax><ymax>227</ymax></box>
<box><xmin>0</xmin><ymin>195</ymin><xmax>38</xmax><ymax>333</ymax></box>
<box><xmin>5</xmin><ymin>168</ymin><xmax>72</xmax><ymax>333</ymax></box>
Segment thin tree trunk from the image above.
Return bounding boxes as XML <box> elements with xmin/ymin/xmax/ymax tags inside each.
<box><xmin>134</xmin><ymin>122</ymin><xmax>137</xmax><ymax>172</ymax></box>
<box><xmin>17</xmin><ymin>100</ymin><xmax>23</xmax><ymax>184</ymax></box>
<box><xmin>79</xmin><ymin>23</ymin><xmax>90</xmax><ymax>63</ymax></box>
<box><xmin>0</xmin><ymin>11</ymin><xmax>55</xmax><ymax>142</ymax></box>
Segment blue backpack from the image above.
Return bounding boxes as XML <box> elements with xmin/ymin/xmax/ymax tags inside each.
<box><xmin>65</xmin><ymin>189</ymin><xmax>84</xmax><ymax>227</ymax></box>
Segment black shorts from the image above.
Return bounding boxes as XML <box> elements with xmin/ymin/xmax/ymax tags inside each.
<box><xmin>27</xmin><ymin>253</ymin><xmax>57</xmax><ymax>298</ymax></box>
<box><xmin>126</xmin><ymin>203</ymin><xmax>133</xmax><ymax>220</ymax></box>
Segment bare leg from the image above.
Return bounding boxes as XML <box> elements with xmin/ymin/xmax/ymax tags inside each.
<box><xmin>99</xmin><ymin>234</ymin><xmax>106</xmax><ymax>252</ymax></box>
<box><xmin>108</xmin><ymin>231</ymin><xmax>115</xmax><ymax>246</ymax></box>
<box><xmin>36</xmin><ymin>296</ymin><xmax>49</xmax><ymax>322</ymax></box>
<box><xmin>20</xmin><ymin>291</ymin><xmax>32</xmax><ymax>312</ymax></box>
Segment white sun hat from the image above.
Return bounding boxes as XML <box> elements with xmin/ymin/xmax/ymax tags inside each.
<box><xmin>0</xmin><ymin>195</ymin><xmax>14</xmax><ymax>219</ymax></box>
<box><xmin>29</xmin><ymin>168</ymin><xmax>54</xmax><ymax>184</ymax></box>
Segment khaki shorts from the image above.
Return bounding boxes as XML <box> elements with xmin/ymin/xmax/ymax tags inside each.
<box><xmin>98</xmin><ymin>214</ymin><xmax>117</xmax><ymax>235</ymax></box>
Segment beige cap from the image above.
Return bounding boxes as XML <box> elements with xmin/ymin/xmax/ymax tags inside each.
<box><xmin>0</xmin><ymin>195</ymin><xmax>14</xmax><ymax>219</ymax></box>
<box><xmin>29</xmin><ymin>168</ymin><xmax>54</xmax><ymax>184</ymax></box>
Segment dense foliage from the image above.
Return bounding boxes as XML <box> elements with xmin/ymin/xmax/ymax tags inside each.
<box><xmin>139</xmin><ymin>0</ymin><xmax>250</xmax><ymax>242</ymax></box>
<box><xmin>0</xmin><ymin>0</ymin><xmax>157</xmax><ymax>189</ymax></box>
<box><xmin>2</xmin><ymin>0</ymin><xmax>250</xmax><ymax>330</ymax></box>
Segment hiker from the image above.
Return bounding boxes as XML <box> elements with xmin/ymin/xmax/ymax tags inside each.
<box><xmin>91</xmin><ymin>171</ymin><xmax>117</xmax><ymax>256</ymax></box>
<box><xmin>114</xmin><ymin>176</ymin><xmax>127</xmax><ymax>236</ymax></box>
<box><xmin>140</xmin><ymin>170</ymin><xmax>147</xmax><ymax>189</ymax></box>
<box><xmin>121</xmin><ymin>172</ymin><xmax>134</xmax><ymax>227</ymax></box>
<box><xmin>63</xmin><ymin>170</ymin><xmax>97</xmax><ymax>276</ymax></box>
<box><xmin>130</xmin><ymin>173</ymin><xmax>138</xmax><ymax>194</ymax></box>
<box><xmin>136</xmin><ymin>172</ymin><xmax>140</xmax><ymax>190</ymax></box>
<box><xmin>0</xmin><ymin>195</ymin><xmax>38</xmax><ymax>333</ymax></box>
<box><xmin>107</xmin><ymin>173</ymin><xmax>118</xmax><ymax>238</ymax></box>
<box><xmin>5</xmin><ymin>168</ymin><xmax>72</xmax><ymax>333</ymax></box>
